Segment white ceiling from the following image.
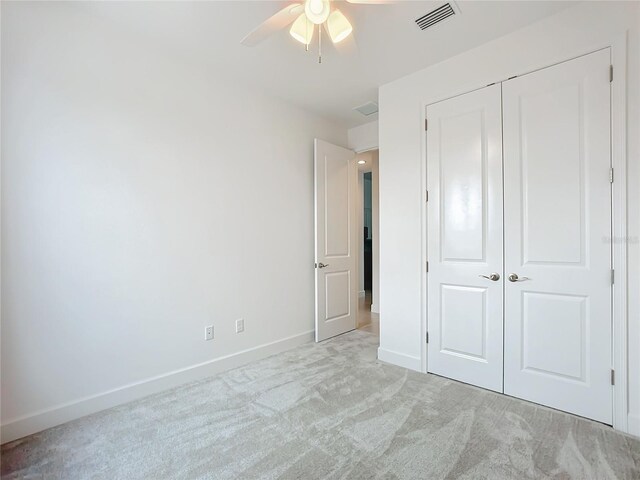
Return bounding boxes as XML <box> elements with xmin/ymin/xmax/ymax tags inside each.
<box><xmin>78</xmin><ymin>1</ymin><xmax>573</xmax><ymax>127</ymax></box>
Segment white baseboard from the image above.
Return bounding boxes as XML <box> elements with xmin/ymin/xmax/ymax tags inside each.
<box><xmin>371</xmin><ymin>303</ymin><xmax>379</xmax><ymax>314</ymax></box>
<box><xmin>1</xmin><ymin>330</ymin><xmax>314</xmax><ymax>444</ymax></box>
<box><xmin>377</xmin><ymin>347</ymin><xmax>421</xmax><ymax>372</ymax></box>
<box><xmin>628</xmin><ymin>413</ymin><xmax>640</xmax><ymax>437</ymax></box>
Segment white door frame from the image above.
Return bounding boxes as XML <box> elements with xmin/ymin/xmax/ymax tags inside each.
<box><xmin>420</xmin><ymin>33</ymin><xmax>629</xmax><ymax>433</ymax></box>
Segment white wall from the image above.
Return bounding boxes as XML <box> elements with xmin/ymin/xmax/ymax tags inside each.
<box><xmin>1</xmin><ymin>2</ymin><xmax>347</xmax><ymax>442</ymax></box>
<box><xmin>348</xmin><ymin>120</ymin><xmax>379</xmax><ymax>153</ymax></box>
<box><xmin>378</xmin><ymin>1</ymin><xmax>640</xmax><ymax>434</ymax></box>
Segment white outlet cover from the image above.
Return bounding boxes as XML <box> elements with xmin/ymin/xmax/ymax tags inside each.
<box><xmin>205</xmin><ymin>325</ymin><xmax>214</xmax><ymax>341</ymax></box>
<box><xmin>235</xmin><ymin>318</ymin><xmax>244</xmax><ymax>333</ymax></box>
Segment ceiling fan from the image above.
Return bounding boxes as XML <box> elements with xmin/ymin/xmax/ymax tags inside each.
<box><xmin>240</xmin><ymin>0</ymin><xmax>390</xmax><ymax>62</ymax></box>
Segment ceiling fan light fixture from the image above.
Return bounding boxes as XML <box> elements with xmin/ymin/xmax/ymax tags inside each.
<box><xmin>304</xmin><ymin>0</ymin><xmax>330</xmax><ymax>24</ymax></box>
<box><xmin>327</xmin><ymin>9</ymin><xmax>353</xmax><ymax>44</ymax></box>
<box><xmin>290</xmin><ymin>13</ymin><xmax>314</xmax><ymax>45</ymax></box>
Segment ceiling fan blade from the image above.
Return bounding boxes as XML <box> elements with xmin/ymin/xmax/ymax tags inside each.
<box><xmin>241</xmin><ymin>3</ymin><xmax>304</xmax><ymax>47</ymax></box>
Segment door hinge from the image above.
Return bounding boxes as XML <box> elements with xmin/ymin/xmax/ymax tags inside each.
<box><xmin>425</xmin><ymin>118</ymin><xmax>428</xmax><ymax>131</ymax></box>
<box><xmin>426</xmin><ymin>331</ymin><xmax>429</xmax><ymax>344</ymax></box>
<box><xmin>610</xmin><ymin>65</ymin><xmax>613</xmax><ymax>83</ymax></box>
<box><xmin>611</xmin><ymin>369</ymin><xmax>615</xmax><ymax>385</ymax></box>
<box><xmin>611</xmin><ymin>269</ymin><xmax>615</xmax><ymax>284</ymax></box>
<box><xmin>426</xmin><ymin>190</ymin><xmax>429</xmax><ymax>202</ymax></box>
<box><xmin>426</xmin><ymin>261</ymin><xmax>429</xmax><ymax>273</ymax></box>
<box><xmin>609</xmin><ymin>167</ymin><xmax>614</xmax><ymax>183</ymax></box>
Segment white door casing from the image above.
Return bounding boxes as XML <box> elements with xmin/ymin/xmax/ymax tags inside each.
<box><xmin>314</xmin><ymin>139</ymin><xmax>357</xmax><ymax>342</ymax></box>
<box><xmin>426</xmin><ymin>84</ymin><xmax>505</xmax><ymax>393</ymax></box>
<box><xmin>502</xmin><ymin>49</ymin><xmax>612</xmax><ymax>424</ymax></box>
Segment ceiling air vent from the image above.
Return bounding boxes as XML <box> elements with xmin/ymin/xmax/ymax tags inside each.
<box><xmin>415</xmin><ymin>3</ymin><xmax>456</xmax><ymax>31</ymax></box>
<box><xmin>353</xmin><ymin>101</ymin><xmax>378</xmax><ymax>117</ymax></box>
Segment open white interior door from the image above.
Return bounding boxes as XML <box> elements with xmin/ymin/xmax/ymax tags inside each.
<box><xmin>314</xmin><ymin>139</ymin><xmax>357</xmax><ymax>342</ymax></box>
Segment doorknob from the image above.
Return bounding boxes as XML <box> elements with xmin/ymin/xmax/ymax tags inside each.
<box><xmin>316</xmin><ymin>262</ymin><xmax>329</xmax><ymax>269</ymax></box>
<box><xmin>508</xmin><ymin>273</ymin><xmax>530</xmax><ymax>282</ymax></box>
<box><xmin>479</xmin><ymin>273</ymin><xmax>500</xmax><ymax>281</ymax></box>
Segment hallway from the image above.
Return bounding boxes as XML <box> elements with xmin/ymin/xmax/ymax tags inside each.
<box><xmin>357</xmin><ymin>291</ymin><xmax>379</xmax><ymax>336</ymax></box>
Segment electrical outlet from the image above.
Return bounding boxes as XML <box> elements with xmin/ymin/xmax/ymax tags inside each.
<box><xmin>235</xmin><ymin>318</ymin><xmax>244</xmax><ymax>334</ymax></box>
<box><xmin>204</xmin><ymin>325</ymin><xmax>214</xmax><ymax>341</ymax></box>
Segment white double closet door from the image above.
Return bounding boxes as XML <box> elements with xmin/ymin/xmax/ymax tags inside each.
<box><xmin>427</xmin><ymin>49</ymin><xmax>613</xmax><ymax>424</ymax></box>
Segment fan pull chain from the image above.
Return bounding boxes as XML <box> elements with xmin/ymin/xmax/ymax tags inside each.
<box><xmin>305</xmin><ymin>19</ymin><xmax>309</xmax><ymax>52</ymax></box>
<box><xmin>318</xmin><ymin>23</ymin><xmax>322</xmax><ymax>64</ymax></box>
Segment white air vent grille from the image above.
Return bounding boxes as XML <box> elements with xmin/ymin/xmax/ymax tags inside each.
<box><xmin>415</xmin><ymin>3</ymin><xmax>456</xmax><ymax>30</ymax></box>
<box><xmin>353</xmin><ymin>101</ymin><xmax>378</xmax><ymax>117</ymax></box>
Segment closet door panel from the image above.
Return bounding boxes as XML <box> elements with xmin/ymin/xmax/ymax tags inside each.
<box><xmin>502</xmin><ymin>49</ymin><xmax>612</xmax><ymax>424</ymax></box>
<box><xmin>427</xmin><ymin>84</ymin><xmax>504</xmax><ymax>393</ymax></box>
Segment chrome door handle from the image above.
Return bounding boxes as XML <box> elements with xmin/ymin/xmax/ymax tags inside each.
<box><xmin>508</xmin><ymin>273</ymin><xmax>530</xmax><ymax>282</ymax></box>
<box><xmin>316</xmin><ymin>262</ymin><xmax>329</xmax><ymax>269</ymax></box>
<box><xmin>479</xmin><ymin>273</ymin><xmax>500</xmax><ymax>281</ymax></box>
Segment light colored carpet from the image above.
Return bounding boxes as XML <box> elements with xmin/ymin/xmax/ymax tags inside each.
<box><xmin>2</xmin><ymin>330</ymin><xmax>639</xmax><ymax>479</ymax></box>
